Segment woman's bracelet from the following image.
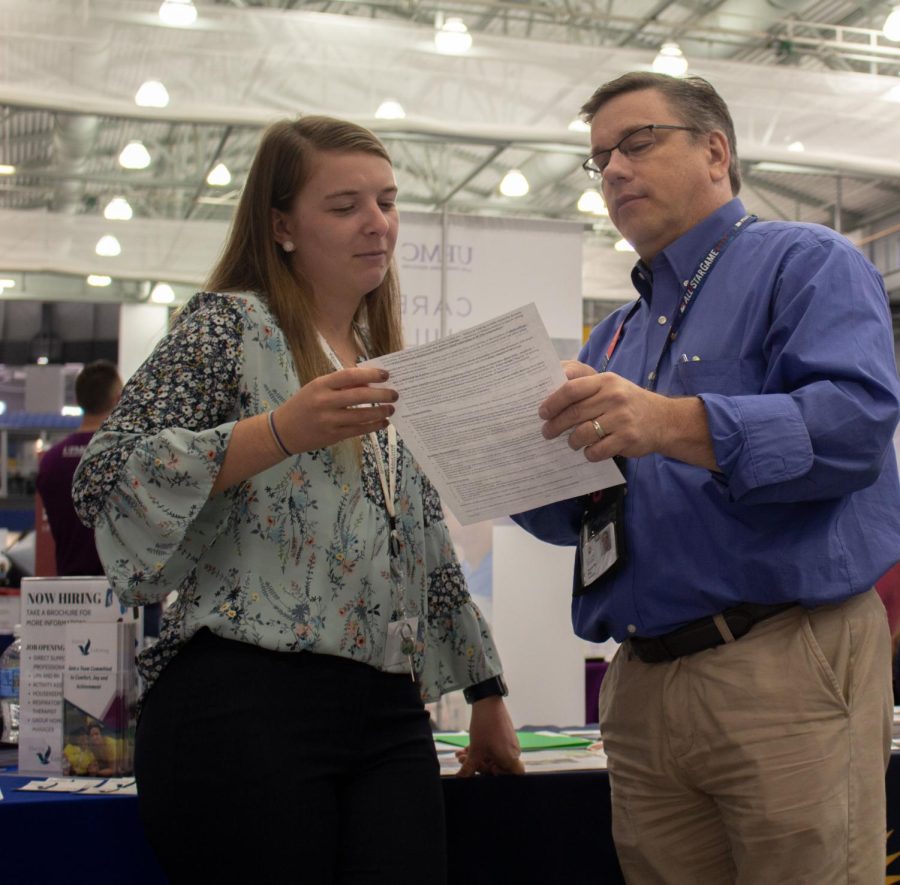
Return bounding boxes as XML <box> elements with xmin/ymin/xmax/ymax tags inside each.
<box><xmin>267</xmin><ymin>409</ymin><xmax>292</xmax><ymax>458</ymax></box>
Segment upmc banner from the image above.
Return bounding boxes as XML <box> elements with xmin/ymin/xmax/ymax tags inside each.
<box><xmin>396</xmin><ymin>211</ymin><xmax>583</xmax><ymax>353</ymax></box>
<box><xmin>396</xmin><ymin>212</ymin><xmax>589</xmax><ymax>730</ymax></box>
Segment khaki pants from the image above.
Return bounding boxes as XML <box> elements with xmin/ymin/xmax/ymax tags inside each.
<box><xmin>598</xmin><ymin>589</ymin><xmax>893</xmax><ymax>884</ymax></box>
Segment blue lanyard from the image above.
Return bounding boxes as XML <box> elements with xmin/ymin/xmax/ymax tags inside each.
<box><xmin>601</xmin><ymin>214</ymin><xmax>757</xmax><ymax>387</ymax></box>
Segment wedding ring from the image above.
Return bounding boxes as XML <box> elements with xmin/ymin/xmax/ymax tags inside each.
<box><xmin>591</xmin><ymin>419</ymin><xmax>606</xmax><ymax>440</ymax></box>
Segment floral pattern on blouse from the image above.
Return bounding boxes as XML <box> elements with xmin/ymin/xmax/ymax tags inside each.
<box><xmin>73</xmin><ymin>292</ymin><xmax>502</xmax><ymax>701</ymax></box>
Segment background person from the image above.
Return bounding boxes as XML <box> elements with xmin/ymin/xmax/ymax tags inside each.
<box><xmin>513</xmin><ymin>72</ymin><xmax>900</xmax><ymax>883</ymax></box>
<box><xmin>73</xmin><ymin>115</ymin><xmax>521</xmax><ymax>885</ymax></box>
<box><xmin>36</xmin><ymin>359</ymin><xmax>121</xmax><ymax>577</ymax></box>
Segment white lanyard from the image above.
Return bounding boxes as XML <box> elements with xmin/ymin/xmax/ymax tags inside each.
<box><xmin>317</xmin><ymin>330</ymin><xmax>415</xmax><ymax>659</ymax></box>
<box><xmin>316</xmin><ymin>330</ymin><xmax>400</xmax><ymax>550</ymax></box>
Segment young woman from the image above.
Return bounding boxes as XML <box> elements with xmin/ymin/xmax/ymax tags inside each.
<box><xmin>73</xmin><ymin>116</ymin><xmax>522</xmax><ymax>884</ymax></box>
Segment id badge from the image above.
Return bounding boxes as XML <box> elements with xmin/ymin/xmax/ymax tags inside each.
<box><xmin>577</xmin><ymin>485</ymin><xmax>627</xmax><ymax>596</ymax></box>
<box><xmin>384</xmin><ymin>616</ymin><xmax>419</xmax><ymax>675</ymax></box>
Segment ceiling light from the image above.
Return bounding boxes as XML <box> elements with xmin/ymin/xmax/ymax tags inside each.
<box><xmin>206</xmin><ymin>163</ymin><xmax>232</xmax><ymax>186</ymax></box>
<box><xmin>652</xmin><ymin>42</ymin><xmax>688</xmax><ymax>77</ymax></box>
<box><xmin>95</xmin><ymin>235</ymin><xmax>122</xmax><ymax>257</ymax></box>
<box><xmin>435</xmin><ymin>17</ymin><xmax>473</xmax><ymax>54</ymax></box>
<box><xmin>87</xmin><ymin>274</ymin><xmax>112</xmax><ymax>287</ymax></box>
<box><xmin>159</xmin><ymin>0</ymin><xmax>197</xmax><ymax>27</ymax></box>
<box><xmin>375</xmin><ymin>99</ymin><xmax>406</xmax><ymax>120</ymax></box>
<box><xmin>752</xmin><ymin>161</ymin><xmax>819</xmax><ymax>175</ymax></box>
<box><xmin>150</xmin><ymin>283</ymin><xmax>176</xmax><ymax>304</ymax></box>
<box><xmin>0</xmin><ymin>279</ymin><xmax>15</xmax><ymax>290</ymax></box>
<box><xmin>614</xmin><ymin>238</ymin><xmax>635</xmax><ymax>252</ymax></box>
<box><xmin>884</xmin><ymin>7</ymin><xmax>900</xmax><ymax>41</ymax></box>
<box><xmin>577</xmin><ymin>189</ymin><xmax>608</xmax><ymax>215</ymax></box>
<box><xmin>135</xmin><ymin>80</ymin><xmax>170</xmax><ymax>108</ymax></box>
<box><xmin>0</xmin><ymin>164</ymin><xmax>14</xmax><ymax>175</ymax></box>
<box><xmin>568</xmin><ymin>118</ymin><xmax>590</xmax><ymax>133</ymax></box>
<box><xmin>499</xmin><ymin>169</ymin><xmax>529</xmax><ymax>197</ymax></box>
<box><xmin>787</xmin><ymin>141</ymin><xmax>805</xmax><ymax>152</ymax></box>
<box><xmin>118</xmin><ymin>141</ymin><xmax>151</xmax><ymax>170</ymax></box>
<box><xmin>103</xmin><ymin>196</ymin><xmax>133</xmax><ymax>220</ymax></box>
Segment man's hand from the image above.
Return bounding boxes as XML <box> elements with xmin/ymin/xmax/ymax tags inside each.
<box><xmin>539</xmin><ymin>364</ymin><xmax>718</xmax><ymax>471</ymax></box>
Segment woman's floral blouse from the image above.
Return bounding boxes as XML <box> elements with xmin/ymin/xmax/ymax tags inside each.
<box><xmin>73</xmin><ymin>292</ymin><xmax>502</xmax><ymax>702</ymax></box>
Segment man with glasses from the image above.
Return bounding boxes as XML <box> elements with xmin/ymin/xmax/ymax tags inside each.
<box><xmin>514</xmin><ymin>71</ymin><xmax>900</xmax><ymax>882</ymax></box>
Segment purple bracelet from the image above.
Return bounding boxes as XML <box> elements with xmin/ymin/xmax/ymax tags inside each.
<box><xmin>267</xmin><ymin>410</ymin><xmax>292</xmax><ymax>458</ymax></box>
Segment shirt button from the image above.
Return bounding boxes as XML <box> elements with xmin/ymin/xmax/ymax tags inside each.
<box><xmin>647</xmin><ymin>371</ymin><xmax>656</xmax><ymax>382</ymax></box>
<box><xmin>682</xmin><ymin>280</ymin><xmax>689</xmax><ymax>287</ymax></box>
<box><xmin>627</xmin><ymin>624</ymin><xmax>637</xmax><ymax>634</ymax></box>
<box><xmin>657</xmin><ymin>316</ymin><xmax>667</xmax><ymax>325</ymax></box>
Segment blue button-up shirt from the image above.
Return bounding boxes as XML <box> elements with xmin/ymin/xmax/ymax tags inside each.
<box><xmin>513</xmin><ymin>198</ymin><xmax>900</xmax><ymax>641</ymax></box>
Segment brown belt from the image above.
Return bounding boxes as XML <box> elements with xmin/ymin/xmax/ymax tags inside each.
<box><xmin>628</xmin><ymin>602</ymin><xmax>797</xmax><ymax>663</ymax></box>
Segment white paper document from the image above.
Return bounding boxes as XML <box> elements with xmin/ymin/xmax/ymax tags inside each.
<box><xmin>365</xmin><ymin>303</ymin><xmax>624</xmax><ymax>525</ymax></box>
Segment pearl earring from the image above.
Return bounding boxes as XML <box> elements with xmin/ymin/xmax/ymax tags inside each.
<box><xmin>282</xmin><ymin>241</ymin><xmax>295</xmax><ymax>253</ymax></box>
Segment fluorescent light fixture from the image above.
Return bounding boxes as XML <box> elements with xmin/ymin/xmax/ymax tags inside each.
<box><xmin>752</xmin><ymin>161</ymin><xmax>819</xmax><ymax>175</ymax></box>
<box><xmin>0</xmin><ymin>402</ymin><xmax>6</xmax><ymax>416</ymax></box>
<box><xmin>135</xmin><ymin>80</ymin><xmax>170</xmax><ymax>108</ymax></box>
<box><xmin>103</xmin><ymin>196</ymin><xmax>133</xmax><ymax>220</ymax></box>
<box><xmin>568</xmin><ymin>118</ymin><xmax>591</xmax><ymax>133</ymax></box>
<box><xmin>159</xmin><ymin>0</ymin><xmax>197</xmax><ymax>27</ymax></box>
<box><xmin>435</xmin><ymin>17</ymin><xmax>473</xmax><ymax>54</ymax></box>
<box><xmin>61</xmin><ymin>406</ymin><xmax>84</xmax><ymax>417</ymax></box>
<box><xmin>499</xmin><ymin>169</ymin><xmax>529</xmax><ymax>197</ymax></box>
<box><xmin>884</xmin><ymin>6</ymin><xmax>900</xmax><ymax>41</ymax></box>
<box><xmin>0</xmin><ymin>164</ymin><xmax>14</xmax><ymax>175</ymax></box>
<box><xmin>652</xmin><ymin>42</ymin><xmax>688</xmax><ymax>77</ymax></box>
<box><xmin>577</xmin><ymin>189</ymin><xmax>608</xmax><ymax>215</ymax></box>
<box><xmin>375</xmin><ymin>99</ymin><xmax>406</xmax><ymax>120</ymax></box>
<box><xmin>150</xmin><ymin>282</ymin><xmax>176</xmax><ymax>304</ymax></box>
<box><xmin>118</xmin><ymin>141</ymin><xmax>151</xmax><ymax>170</ymax></box>
<box><xmin>87</xmin><ymin>274</ymin><xmax>112</xmax><ymax>287</ymax></box>
<box><xmin>786</xmin><ymin>141</ymin><xmax>805</xmax><ymax>152</ymax></box>
<box><xmin>95</xmin><ymin>235</ymin><xmax>122</xmax><ymax>257</ymax></box>
<box><xmin>614</xmin><ymin>238</ymin><xmax>635</xmax><ymax>252</ymax></box>
<box><xmin>36</xmin><ymin>356</ymin><xmax>49</xmax><ymax>366</ymax></box>
<box><xmin>206</xmin><ymin>163</ymin><xmax>232</xmax><ymax>186</ymax></box>
<box><xmin>0</xmin><ymin>278</ymin><xmax>15</xmax><ymax>290</ymax></box>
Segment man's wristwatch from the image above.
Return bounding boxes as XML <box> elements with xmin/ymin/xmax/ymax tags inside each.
<box><xmin>463</xmin><ymin>675</ymin><xmax>508</xmax><ymax>704</ymax></box>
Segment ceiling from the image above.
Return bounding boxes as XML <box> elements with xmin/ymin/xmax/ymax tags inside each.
<box><xmin>1</xmin><ymin>0</ymin><xmax>899</xmax><ymax>313</ymax></box>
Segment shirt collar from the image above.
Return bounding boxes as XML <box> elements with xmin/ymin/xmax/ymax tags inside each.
<box><xmin>631</xmin><ymin>198</ymin><xmax>749</xmax><ymax>297</ymax></box>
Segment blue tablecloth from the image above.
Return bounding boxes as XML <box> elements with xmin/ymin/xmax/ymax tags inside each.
<box><xmin>0</xmin><ymin>763</ymin><xmax>621</xmax><ymax>885</ymax></box>
<box><xmin>0</xmin><ymin>773</ymin><xmax>167</xmax><ymax>884</ymax></box>
<box><xmin>6</xmin><ymin>755</ymin><xmax>900</xmax><ymax>884</ymax></box>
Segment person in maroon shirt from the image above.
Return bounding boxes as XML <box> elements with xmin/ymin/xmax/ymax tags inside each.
<box><xmin>36</xmin><ymin>360</ymin><xmax>122</xmax><ymax>577</ymax></box>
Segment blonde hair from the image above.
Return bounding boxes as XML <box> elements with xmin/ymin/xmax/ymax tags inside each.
<box><xmin>206</xmin><ymin>116</ymin><xmax>404</xmax><ymax>386</ymax></box>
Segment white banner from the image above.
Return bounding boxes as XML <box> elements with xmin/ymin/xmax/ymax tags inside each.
<box><xmin>397</xmin><ymin>211</ymin><xmax>583</xmax><ymax>351</ymax></box>
<box><xmin>17</xmin><ymin>577</ymin><xmax>141</xmax><ymax>775</ymax></box>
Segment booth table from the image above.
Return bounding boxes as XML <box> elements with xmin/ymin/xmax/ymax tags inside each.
<box><xmin>5</xmin><ymin>755</ymin><xmax>900</xmax><ymax>884</ymax></box>
<box><xmin>3</xmin><ymin>757</ymin><xmax>620</xmax><ymax>885</ymax></box>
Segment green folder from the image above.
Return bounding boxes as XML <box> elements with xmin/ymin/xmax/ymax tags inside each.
<box><xmin>434</xmin><ymin>731</ymin><xmax>594</xmax><ymax>751</ymax></box>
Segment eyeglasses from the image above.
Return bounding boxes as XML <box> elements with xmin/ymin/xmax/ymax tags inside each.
<box><xmin>582</xmin><ymin>124</ymin><xmax>698</xmax><ymax>180</ymax></box>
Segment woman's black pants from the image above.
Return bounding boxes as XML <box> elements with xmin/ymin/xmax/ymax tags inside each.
<box><xmin>135</xmin><ymin>629</ymin><xmax>447</xmax><ymax>884</ymax></box>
